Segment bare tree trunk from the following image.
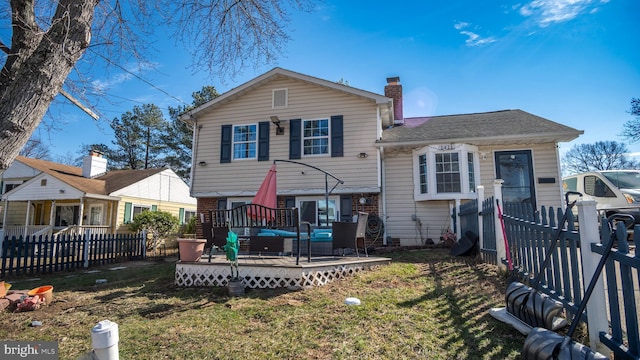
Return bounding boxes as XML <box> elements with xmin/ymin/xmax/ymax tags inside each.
<box><xmin>0</xmin><ymin>0</ymin><xmax>98</xmax><ymax>172</ymax></box>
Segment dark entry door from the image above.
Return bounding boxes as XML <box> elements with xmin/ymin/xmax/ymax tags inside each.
<box><xmin>495</xmin><ymin>150</ymin><xmax>536</xmax><ymax>210</ymax></box>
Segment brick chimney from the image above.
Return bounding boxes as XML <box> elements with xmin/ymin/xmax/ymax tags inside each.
<box><xmin>384</xmin><ymin>76</ymin><xmax>403</xmax><ymax>125</ymax></box>
<box><xmin>82</xmin><ymin>150</ymin><xmax>107</xmax><ymax>178</ymax></box>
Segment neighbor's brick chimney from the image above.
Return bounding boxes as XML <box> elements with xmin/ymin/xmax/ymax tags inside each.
<box><xmin>384</xmin><ymin>76</ymin><xmax>403</xmax><ymax>125</ymax></box>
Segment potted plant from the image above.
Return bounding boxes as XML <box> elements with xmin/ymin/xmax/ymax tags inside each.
<box><xmin>224</xmin><ymin>231</ymin><xmax>244</xmax><ymax>296</ymax></box>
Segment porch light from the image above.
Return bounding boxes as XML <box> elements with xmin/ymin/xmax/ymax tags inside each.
<box><xmin>270</xmin><ymin>116</ymin><xmax>285</xmax><ymax>135</ymax></box>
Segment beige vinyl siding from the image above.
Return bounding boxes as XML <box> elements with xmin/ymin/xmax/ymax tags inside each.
<box><xmin>384</xmin><ymin>142</ymin><xmax>564</xmax><ymax>245</ymax></box>
<box><xmin>383</xmin><ymin>152</ymin><xmax>453</xmax><ymax>246</ymax></box>
<box><xmin>478</xmin><ymin>143</ymin><xmax>563</xmax><ymax>210</ymax></box>
<box><xmin>191</xmin><ymin>77</ymin><xmax>380</xmax><ymax>196</ymax></box>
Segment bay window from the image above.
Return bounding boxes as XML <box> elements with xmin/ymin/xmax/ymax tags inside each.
<box><xmin>413</xmin><ymin>144</ymin><xmax>479</xmax><ymax>201</ymax></box>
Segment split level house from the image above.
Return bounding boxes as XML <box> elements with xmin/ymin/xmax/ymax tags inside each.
<box><xmin>181</xmin><ymin>67</ymin><xmax>583</xmax><ymax>247</ymax></box>
<box><xmin>0</xmin><ymin>152</ymin><xmax>197</xmax><ymax>240</ymax></box>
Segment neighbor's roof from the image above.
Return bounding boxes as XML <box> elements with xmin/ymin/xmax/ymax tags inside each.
<box><xmin>179</xmin><ymin>67</ymin><xmax>393</xmax><ymax>122</ymax></box>
<box><xmin>14</xmin><ymin>156</ymin><xmax>165</xmax><ymax>196</ymax></box>
<box><xmin>376</xmin><ymin>109</ymin><xmax>583</xmax><ymax>147</ymax></box>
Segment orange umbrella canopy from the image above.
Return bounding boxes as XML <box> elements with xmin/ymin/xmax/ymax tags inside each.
<box><xmin>248</xmin><ymin>164</ymin><xmax>277</xmax><ymax>220</ymax></box>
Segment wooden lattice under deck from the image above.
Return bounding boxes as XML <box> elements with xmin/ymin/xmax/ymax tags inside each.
<box><xmin>175</xmin><ymin>255</ymin><xmax>391</xmax><ymax>289</ymax></box>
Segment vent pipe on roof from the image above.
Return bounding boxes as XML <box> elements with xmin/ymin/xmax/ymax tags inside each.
<box><xmin>384</xmin><ymin>76</ymin><xmax>403</xmax><ymax>126</ymax></box>
<box><xmin>83</xmin><ymin>150</ymin><xmax>107</xmax><ymax>178</ymax></box>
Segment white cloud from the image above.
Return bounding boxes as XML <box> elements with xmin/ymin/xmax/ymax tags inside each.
<box><xmin>91</xmin><ymin>62</ymin><xmax>158</xmax><ymax>93</ymax></box>
<box><xmin>454</xmin><ymin>21</ymin><xmax>470</xmax><ymax>30</ymax></box>
<box><xmin>460</xmin><ymin>31</ymin><xmax>497</xmax><ymax>47</ymax></box>
<box><xmin>454</xmin><ymin>21</ymin><xmax>497</xmax><ymax>47</ymax></box>
<box><xmin>518</xmin><ymin>0</ymin><xmax>610</xmax><ymax>27</ymax></box>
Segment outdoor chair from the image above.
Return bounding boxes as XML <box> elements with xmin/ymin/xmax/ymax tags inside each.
<box><xmin>354</xmin><ymin>212</ymin><xmax>369</xmax><ymax>257</ymax></box>
<box><xmin>332</xmin><ymin>212</ymin><xmax>369</xmax><ymax>257</ymax></box>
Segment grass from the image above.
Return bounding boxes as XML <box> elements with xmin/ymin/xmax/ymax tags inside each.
<box><xmin>0</xmin><ymin>248</ymin><xmax>523</xmax><ymax>359</ymax></box>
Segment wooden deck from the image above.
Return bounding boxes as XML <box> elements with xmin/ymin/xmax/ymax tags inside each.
<box><xmin>175</xmin><ymin>253</ymin><xmax>391</xmax><ymax>289</ymax></box>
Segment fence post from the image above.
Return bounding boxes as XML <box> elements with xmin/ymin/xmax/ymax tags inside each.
<box><xmin>84</xmin><ymin>229</ymin><xmax>91</xmax><ymax>268</ymax></box>
<box><xmin>494</xmin><ymin>179</ymin><xmax>506</xmax><ymax>271</ymax></box>
<box><xmin>141</xmin><ymin>230</ymin><xmax>147</xmax><ymax>259</ymax></box>
<box><xmin>576</xmin><ymin>199</ymin><xmax>609</xmax><ymax>354</ymax></box>
<box><xmin>477</xmin><ymin>185</ymin><xmax>485</xmax><ymax>254</ymax></box>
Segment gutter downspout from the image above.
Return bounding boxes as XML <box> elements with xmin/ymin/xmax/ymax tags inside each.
<box><xmin>189</xmin><ymin>116</ymin><xmax>199</xmax><ymax>196</ymax></box>
<box><xmin>380</xmin><ymin>146</ymin><xmax>388</xmax><ymax>246</ymax></box>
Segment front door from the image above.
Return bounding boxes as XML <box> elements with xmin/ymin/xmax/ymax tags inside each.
<box><xmin>495</xmin><ymin>150</ymin><xmax>536</xmax><ymax>210</ymax></box>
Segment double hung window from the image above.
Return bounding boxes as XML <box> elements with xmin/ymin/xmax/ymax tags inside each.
<box><xmin>303</xmin><ymin>119</ymin><xmax>329</xmax><ymax>156</ymax></box>
<box><xmin>233</xmin><ymin>124</ymin><xmax>257</xmax><ymax>160</ymax></box>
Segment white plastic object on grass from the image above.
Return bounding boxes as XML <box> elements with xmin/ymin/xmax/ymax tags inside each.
<box><xmin>344</xmin><ymin>297</ymin><xmax>361</xmax><ymax>306</ymax></box>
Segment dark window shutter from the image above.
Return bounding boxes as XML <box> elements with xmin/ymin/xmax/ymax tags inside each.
<box><xmin>340</xmin><ymin>195</ymin><xmax>353</xmax><ymax>222</ymax></box>
<box><xmin>258</xmin><ymin>121</ymin><xmax>270</xmax><ymax>161</ymax></box>
<box><xmin>284</xmin><ymin>196</ymin><xmax>296</xmax><ymax>209</ymax></box>
<box><xmin>124</xmin><ymin>202</ymin><xmax>132</xmax><ymax>223</ymax></box>
<box><xmin>220</xmin><ymin>125</ymin><xmax>232</xmax><ymax>163</ymax></box>
<box><xmin>331</xmin><ymin>115</ymin><xmax>344</xmax><ymax>157</ymax></box>
<box><xmin>179</xmin><ymin>208</ymin><xmax>185</xmax><ymax>224</ymax></box>
<box><xmin>289</xmin><ymin>119</ymin><xmax>301</xmax><ymax>159</ymax></box>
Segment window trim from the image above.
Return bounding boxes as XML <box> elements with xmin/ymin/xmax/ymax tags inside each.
<box><xmin>54</xmin><ymin>203</ymin><xmax>81</xmax><ymax>227</ymax></box>
<box><xmin>302</xmin><ymin>118</ymin><xmax>330</xmax><ymax>157</ymax></box>
<box><xmin>412</xmin><ymin>144</ymin><xmax>479</xmax><ymax>201</ymax></box>
<box><xmin>88</xmin><ymin>204</ymin><xmax>104</xmax><ymax>225</ymax></box>
<box><xmin>232</xmin><ymin>123</ymin><xmax>258</xmax><ymax>161</ymax></box>
<box><xmin>296</xmin><ymin>196</ymin><xmax>340</xmax><ymax>227</ymax></box>
<box><xmin>2</xmin><ymin>181</ymin><xmax>22</xmax><ymax>194</ymax></box>
<box><xmin>129</xmin><ymin>204</ymin><xmax>152</xmax><ymax>222</ymax></box>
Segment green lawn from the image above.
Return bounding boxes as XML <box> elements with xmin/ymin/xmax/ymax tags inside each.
<box><xmin>0</xmin><ymin>248</ymin><xmax>523</xmax><ymax>359</ymax></box>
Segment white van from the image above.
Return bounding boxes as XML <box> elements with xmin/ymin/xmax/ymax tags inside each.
<box><xmin>562</xmin><ymin>170</ymin><xmax>640</xmax><ymax>229</ymax></box>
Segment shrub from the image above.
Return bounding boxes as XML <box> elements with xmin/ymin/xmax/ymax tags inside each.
<box><xmin>185</xmin><ymin>216</ymin><xmax>197</xmax><ymax>235</ymax></box>
<box><xmin>129</xmin><ymin>211</ymin><xmax>179</xmax><ymax>250</ymax></box>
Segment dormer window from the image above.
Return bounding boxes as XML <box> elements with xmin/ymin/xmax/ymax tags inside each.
<box><xmin>413</xmin><ymin>144</ymin><xmax>479</xmax><ymax>201</ymax></box>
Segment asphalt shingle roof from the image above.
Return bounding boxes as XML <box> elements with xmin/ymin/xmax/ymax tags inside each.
<box><xmin>378</xmin><ymin>109</ymin><xmax>582</xmax><ymax>145</ymax></box>
<box><xmin>15</xmin><ymin>156</ymin><xmax>165</xmax><ymax>196</ymax></box>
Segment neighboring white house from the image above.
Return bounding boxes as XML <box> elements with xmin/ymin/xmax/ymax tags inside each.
<box><xmin>181</xmin><ymin>67</ymin><xmax>583</xmax><ymax>246</ymax></box>
<box><xmin>0</xmin><ymin>151</ymin><xmax>197</xmax><ymax>239</ymax></box>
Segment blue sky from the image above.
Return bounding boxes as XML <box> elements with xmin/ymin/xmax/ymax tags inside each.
<box><xmin>32</xmin><ymin>0</ymin><xmax>640</xmax><ymax>161</ymax></box>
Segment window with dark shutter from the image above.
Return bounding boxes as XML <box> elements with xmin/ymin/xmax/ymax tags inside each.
<box><xmin>124</xmin><ymin>202</ymin><xmax>132</xmax><ymax>223</ymax></box>
<box><xmin>289</xmin><ymin>119</ymin><xmax>301</xmax><ymax>159</ymax></box>
<box><xmin>258</xmin><ymin>121</ymin><xmax>270</xmax><ymax>161</ymax></box>
<box><xmin>220</xmin><ymin>125</ymin><xmax>232</xmax><ymax>163</ymax></box>
<box><xmin>331</xmin><ymin>115</ymin><xmax>344</xmax><ymax>157</ymax></box>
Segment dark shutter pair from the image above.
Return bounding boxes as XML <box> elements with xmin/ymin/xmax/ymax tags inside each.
<box><xmin>289</xmin><ymin>115</ymin><xmax>343</xmax><ymax>159</ymax></box>
<box><xmin>220</xmin><ymin>116</ymin><xmax>344</xmax><ymax>162</ymax></box>
<box><xmin>220</xmin><ymin>122</ymin><xmax>270</xmax><ymax>163</ymax></box>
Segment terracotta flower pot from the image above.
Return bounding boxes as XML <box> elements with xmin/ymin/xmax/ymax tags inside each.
<box><xmin>177</xmin><ymin>238</ymin><xmax>207</xmax><ymax>262</ymax></box>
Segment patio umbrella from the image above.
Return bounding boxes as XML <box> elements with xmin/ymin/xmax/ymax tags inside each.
<box><xmin>247</xmin><ymin>163</ymin><xmax>277</xmax><ymax>221</ymax></box>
